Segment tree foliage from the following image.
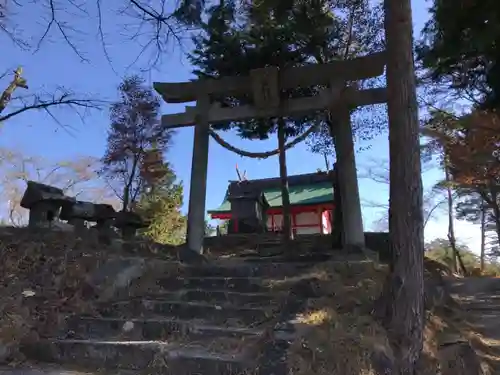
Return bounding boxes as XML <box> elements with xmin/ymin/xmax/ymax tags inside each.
<box><xmin>189</xmin><ymin>0</ymin><xmax>324</xmax><ymax>139</ymax></box>
<box><xmin>304</xmin><ymin>0</ymin><xmax>387</xmax><ymax>157</ymax></box>
<box><xmin>189</xmin><ymin>0</ymin><xmax>338</xmax><ymax>240</ymax></box>
<box><xmin>446</xmin><ymin>112</ymin><xmax>500</xmax><ymax>186</ymax></box>
<box><xmin>418</xmin><ymin>1</ymin><xmax>500</xmax><ymax>258</ymax></box>
<box><xmin>455</xmin><ymin>190</ymin><xmax>499</xmax><ymax>257</ymax></box>
<box><xmin>189</xmin><ymin>0</ymin><xmax>387</xmax><ymax>240</ymax></box>
<box><xmin>423</xmin><ymin>110</ymin><xmax>500</xmax><ymax>199</ymax></box>
<box><xmin>101</xmin><ymin>75</ymin><xmax>173</xmax><ymax>212</ymax></box>
<box><xmin>136</xmin><ymin>168</ymin><xmax>186</xmax><ymax>245</ymax></box>
<box><xmin>417</xmin><ymin>0</ymin><xmax>500</xmax><ymax>108</ymax></box>
<box><xmin>426</xmin><ymin>238</ymin><xmax>500</xmax><ymax>275</ymax></box>
<box><xmin>422</xmin><ymin>109</ymin><xmax>500</xmax><ymax>255</ymax></box>
<box><xmin>136</xmin><ymin>142</ymin><xmax>187</xmax><ymax>245</ymax></box>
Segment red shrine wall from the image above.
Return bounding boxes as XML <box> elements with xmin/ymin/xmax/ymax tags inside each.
<box><xmin>268</xmin><ymin>210</ymin><xmax>332</xmax><ymax>235</ymax></box>
<box><xmin>211</xmin><ymin>204</ymin><xmax>334</xmax><ymax>235</ymax></box>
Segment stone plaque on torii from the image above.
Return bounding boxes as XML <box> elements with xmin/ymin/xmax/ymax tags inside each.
<box><xmin>154</xmin><ymin>52</ymin><xmax>388</xmax><ymax>254</ymax></box>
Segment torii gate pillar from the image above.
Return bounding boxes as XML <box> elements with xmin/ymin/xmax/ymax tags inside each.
<box><xmin>334</xmin><ymin>108</ymin><xmax>365</xmax><ymax>248</ymax></box>
<box><xmin>186</xmin><ymin>95</ymin><xmax>210</xmax><ymax>253</ymax></box>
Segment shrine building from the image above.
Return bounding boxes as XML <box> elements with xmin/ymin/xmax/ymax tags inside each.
<box><xmin>208</xmin><ymin>172</ymin><xmax>334</xmax><ymax>235</ymax></box>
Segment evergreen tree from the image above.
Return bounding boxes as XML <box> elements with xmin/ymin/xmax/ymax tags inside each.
<box><xmin>190</xmin><ymin>1</ymin><xmax>330</xmax><ymax>241</ymax></box>
<box><xmin>417</xmin><ymin>0</ymin><xmax>500</xmax><ymax>109</ymax></box>
<box><xmin>456</xmin><ymin>190</ymin><xmax>499</xmax><ymax>265</ymax></box>
<box><xmin>137</xmin><ymin>150</ymin><xmax>186</xmax><ymax>245</ymax></box>
<box><xmin>189</xmin><ymin>0</ymin><xmax>383</xmax><ymax>242</ymax></box>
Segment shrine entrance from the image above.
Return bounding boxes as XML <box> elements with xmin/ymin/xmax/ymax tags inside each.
<box><xmin>154</xmin><ymin>52</ymin><xmax>387</xmax><ymax>253</ymax></box>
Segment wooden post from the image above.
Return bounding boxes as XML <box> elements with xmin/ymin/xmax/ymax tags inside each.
<box><xmin>333</xmin><ymin>107</ymin><xmax>365</xmax><ymax>247</ymax></box>
<box><xmin>186</xmin><ymin>95</ymin><xmax>210</xmax><ymax>253</ymax></box>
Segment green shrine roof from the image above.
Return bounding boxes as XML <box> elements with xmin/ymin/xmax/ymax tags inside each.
<box><xmin>208</xmin><ymin>173</ymin><xmax>334</xmax><ymax>214</ymax></box>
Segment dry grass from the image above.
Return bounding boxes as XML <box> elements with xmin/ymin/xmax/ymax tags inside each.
<box><xmin>0</xmin><ymin>227</ymin><xmax>139</xmax><ymax>364</ymax></box>
<box><xmin>285</xmin><ymin>259</ymin><xmax>490</xmax><ymax>375</ymax></box>
<box><xmin>286</xmin><ymin>260</ymin><xmax>391</xmax><ymax>375</ymax></box>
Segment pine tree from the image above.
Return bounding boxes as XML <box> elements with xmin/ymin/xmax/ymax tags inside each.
<box><xmin>137</xmin><ymin>154</ymin><xmax>187</xmax><ymax>245</ymax></box>
<box><xmin>417</xmin><ymin>0</ymin><xmax>500</xmax><ymax>109</ymax></box>
<box><xmin>189</xmin><ymin>0</ymin><xmax>344</xmax><ymax>242</ymax></box>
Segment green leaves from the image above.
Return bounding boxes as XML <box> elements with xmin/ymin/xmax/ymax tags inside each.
<box><xmin>189</xmin><ymin>0</ymin><xmax>334</xmax><ymax>138</ymax></box>
<box><xmin>137</xmin><ymin>180</ymin><xmax>187</xmax><ymax>245</ymax></box>
<box><xmin>417</xmin><ymin>0</ymin><xmax>500</xmax><ymax>109</ymax></box>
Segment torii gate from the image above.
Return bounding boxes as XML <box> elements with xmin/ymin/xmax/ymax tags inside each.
<box><xmin>154</xmin><ymin>52</ymin><xmax>387</xmax><ymax>253</ymax></box>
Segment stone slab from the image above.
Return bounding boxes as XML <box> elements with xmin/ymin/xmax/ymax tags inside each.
<box><xmin>64</xmin><ymin>317</ymin><xmax>264</xmax><ymax>341</ymax></box>
<box><xmin>183</xmin><ymin>262</ymin><xmax>315</xmax><ymax>278</ymax></box>
<box><xmin>22</xmin><ymin>340</ymin><xmax>249</xmax><ymax>374</ymax></box>
<box><xmin>108</xmin><ymin>289</ymin><xmax>281</xmax><ymax>307</ymax></box>
<box><xmin>98</xmin><ymin>299</ymin><xmax>273</xmax><ymax>326</ymax></box>
<box><xmin>0</xmin><ymin>366</ymin><xmax>110</xmax><ymax>375</ymax></box>
<box><xmin>87</xmin><ymin>257</ymin><xmax>146</xmax><ymax>302</ymax></box>
<box><xmin>156</xmin><ymin>276</ymin><xmax>270</xmax><ymax>293</ymax></box>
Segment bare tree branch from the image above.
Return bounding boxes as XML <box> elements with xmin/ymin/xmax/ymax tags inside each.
<box><xmin>35</xmin><ymin>0</ymin><xmax>89</xmax><ymax>61</ymax></box>
<box><xmin>2</xmin><ymin>0</ymin><xmax>200</xmax><ymax>70</ymax></box>
<box><xmin>0</xmin><ymin>69</ymin><xmax>105</xmax><ymax>132</ymax></box>
<box><xmin>0</xmin><ymin>149</ymin><xmax>116</xmax><ymax>225</ymax></box>
<box><xmin>360</xmin><ymin>157</ymin><xmax>446</xmax><ymax>230</ymax></box>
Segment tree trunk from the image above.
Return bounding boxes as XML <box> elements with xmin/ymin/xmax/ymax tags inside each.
<box><xmin>480</xmin><ymin>188</ymin><xmax>500</xmax><ymax>252</ymax></box>
<box><xmin>383</xmin><ymin>0</ymin><xmax>425</xmax><ymax>373</ymax></box>
<box><xmin>480</xmin><ymin>199</ymin><xmax>486</xmax><ymax>272</ymax></box>
<box><xmin>488</xmin><ymin>188</ymin><xmax>500</xmax><ymax>250</ymax></box>
<box><xmin>123</xmin><ymin>185</ymin><xmax>130</xmax><ymax>212</ymax></box>
<box><xmin>445</xmin><ymin>166</ymin><xmax>458</xmax><ymax>273</ymax></box>
<box><xmin>122</xmin><ymin>156</ymin><xmax>140</xmax><ymax>212</ymax></box>
<box><xmin>277</xmin><ymin>118</ymin><xmax>292</xmax><ymax>243</ymax></box>
<box><xmin>323</xmin><ymin>153</ymin><xmax>330</xmax><ymax>172</ymax></box>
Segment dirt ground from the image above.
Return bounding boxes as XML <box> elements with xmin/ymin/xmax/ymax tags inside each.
<box><xmin>446</xmin><ymin>276</ymin><xmax>500</xmax><ymax>372</ymax></box>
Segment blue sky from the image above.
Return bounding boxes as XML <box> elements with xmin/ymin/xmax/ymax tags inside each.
<box><xmin>0</xmin><ymin>0</ymin><xmax>484</xmax><ymax>251</ymax></box>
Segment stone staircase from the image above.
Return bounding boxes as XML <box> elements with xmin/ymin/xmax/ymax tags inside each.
<box><xmin>22</xmin><ymin>254</ymin><xmax>326</xmax><ymax>375</ymax></box>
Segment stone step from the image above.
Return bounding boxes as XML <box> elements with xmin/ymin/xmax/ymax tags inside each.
<box><xmin>63</xmin><ymin>317</ymin><xmax>296</xmax><ymax>342</ymax></box>
<box><xmin>22</xmin><ymin>339</ymin><xmax>251</xmax><ymax>374</ymax></box>
<box><xmin>64</xmin><ymin>317</ymin><xmax>264</xmax><ymax>341</ymax></box>
<box><xmin>156</xmin><ymin>276</ymin><xmax>271</xmax><ymax>293</ymax></box>
<box><xmin>97</xmin><ymin>299</ymin><xmax>275</xmax><ymax>326</ymax></box>
<box><xmin>240</xmin><ymin>252</ymin><xmax>333</xmax><ymax>263</ymax></box>
<box><xmin>462</xmin><ymin>302</ymin><xmax>500</xmax><ymax>311</ymax></box>
<box><xmin>184</xmin><ymin>262</ymin><xmax>315</xmax><ymax>278</ymax></box>
<box><xmin>109</xmin><ymin>289</ymin><xmax>282</xmax><ymax>307</ymax></box>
